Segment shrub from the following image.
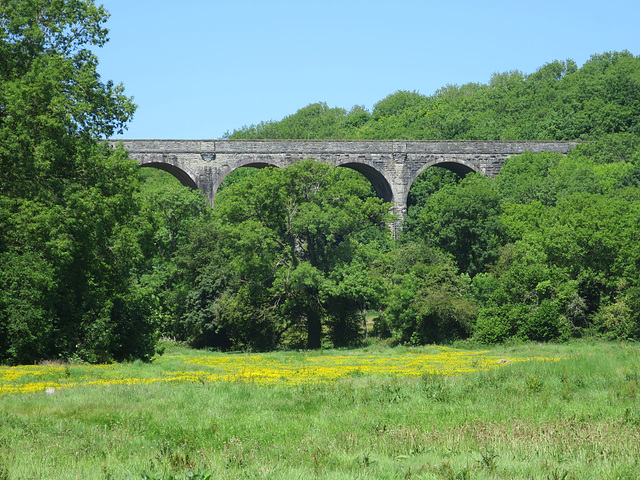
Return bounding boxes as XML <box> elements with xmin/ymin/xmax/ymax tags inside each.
<box><xmin>518</xmin><ymin>301</ymin><xmax>565</xmax><ymax>342</ymax></box>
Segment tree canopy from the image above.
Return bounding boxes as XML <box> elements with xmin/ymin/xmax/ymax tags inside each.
<box><xmin>0</xmin><ymin>0</ymin><xmax>149</xmax><ymax>364</ymax></box>
<box><xmin>221</xmin><ymin>51</ymin><xmax>640</xmax><ymax>348</ymax></box>
<box><xmin>2</xmin><ymin>1</ymin><xmax>639</xmax><ymax>366</ymax></box>
<box><xmin>227</xmin><ymin>52</ymin><xmax>640</xmax><ymax>142</ymax></box>
<box><xmin>179</xmin><ymin>161</ymin><xmax>393</xmax><ymax>350</ymax></box>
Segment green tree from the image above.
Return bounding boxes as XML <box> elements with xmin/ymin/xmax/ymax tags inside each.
<box><xmin>227</xmin><ymin>102</ymin><xmax>349</xmax><ymax>139</ymax></box>
<box><xmin>371</xmin><ymin>90</ymin><xmax>429</xmax><ymax>120</ymax></box>
<box><xmin>201</xmin><ymin>161</ymin><xmax>393</xmax><ymax>349</ymax></box>
<box><xmin>327</xmin><ymin>241</ymin><xmax>389</xmax><ymax>343</ymax></box>
<box><xmin>382</xmin><ymin>243</ymin><xmax>476</xmax><ymax>345</ymax></box>
<box><xmin>472</xmin><ymin>242</ymin><xmax>576</xmax><ymax>344</ymax></box>
<box><xmin>412</xmin><ymin>174</ymin><xmax>504</xmax><ymax>276</ymax></box>
<box><xmin>225</xmin><ymin>52</ymin><xmax>640</xmax><ymax>143</ymax></box>
<box><xmin>495</xmin><ymin>151</ymin><xmax>563</xmax><ymax>206</ymax></box>
<box><xmin>403</xmin><ymin>166</ymin><xmax>462</xmax><ymax>237</ymax></box>
<box><xmin>134</xmin><ymin>169</ymin><xmax>213</xmax><ymax>338</ymax></box>
<box><xmin>0</xmin><ymin>1</ymin><xmax>151</xmax><ymax>364</ymax></box>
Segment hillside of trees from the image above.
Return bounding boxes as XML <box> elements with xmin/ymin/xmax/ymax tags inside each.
<box><xmin>1</xmin><ymin>2</ymin><xmax>639</xmax><ymax>364</ymax></box>
<box><xmin>226</xmin><ymin>52</ymin><xmax>640</xmax><ymax>142</ymax></box>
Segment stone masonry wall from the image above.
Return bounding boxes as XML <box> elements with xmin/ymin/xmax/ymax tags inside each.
<box><xmin>109</xmin><ymin>139</ymin><xmax>579</xmax><ymax>226</ymax></box>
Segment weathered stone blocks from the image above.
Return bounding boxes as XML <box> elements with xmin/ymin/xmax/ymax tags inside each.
<box><xmin>109</xmin><ymin>139</ymin><xmax>579</xmax><ymax>226</ymax></box>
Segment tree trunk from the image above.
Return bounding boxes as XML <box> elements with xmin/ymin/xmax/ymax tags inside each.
<box><xmin>362</xmin><ymin>307</ymin><xmax>368</xmax><ymax>340</ymax></box>
<box><xmin>306</xmin><ymin>308</ymin><xmax>322</xmax><ymax>349</ymax></box>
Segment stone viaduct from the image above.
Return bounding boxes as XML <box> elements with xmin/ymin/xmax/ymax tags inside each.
<box><xmin>111</xmin><ymin>139</ymin><xmax>579</xmax><ymax>225</ymax></box>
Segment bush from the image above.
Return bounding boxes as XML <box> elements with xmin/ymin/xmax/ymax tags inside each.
<box><xmin>589</xmin><ymin>291</ymin><xmax>640</xmax><ymax>340</ymax></box>
<box><xmin>518</xmin><ymin>301</ymin><xmax>569</xmax><ymax>342</ymax></box>
<box><xmin>474</xmin><ymin>305</ymin><xmax>521</xmax><ymax>344</ymax></box>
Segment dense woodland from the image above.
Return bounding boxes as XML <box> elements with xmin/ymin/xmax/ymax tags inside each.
<box><xmin>1</xmin><ymin>1</ymin><xmax>640</xmax><ymax>364</ymax></box>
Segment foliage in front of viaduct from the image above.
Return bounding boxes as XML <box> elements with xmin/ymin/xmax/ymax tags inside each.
<box><xmin>1</xmin><ymin>1</ymin><xmax>640</xmax><ymax>364</ymax></box>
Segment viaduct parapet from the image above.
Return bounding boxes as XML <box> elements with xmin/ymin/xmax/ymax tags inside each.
<box><xmin>110</xmin><ymin>139</ymin><xmax>579</xmax><ymax>225</ymax></box>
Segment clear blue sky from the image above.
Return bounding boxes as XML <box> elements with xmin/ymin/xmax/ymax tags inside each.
<box><xmin>98</xmin><ymin>0</ymin><xmax>639</xmax><ymax>140</ymax></box>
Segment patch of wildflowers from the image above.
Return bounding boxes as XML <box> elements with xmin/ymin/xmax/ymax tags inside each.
<box><xmin>0</xmin><ymin>347</ymin><xmax>558</xmax><ymax>394</ymax></box>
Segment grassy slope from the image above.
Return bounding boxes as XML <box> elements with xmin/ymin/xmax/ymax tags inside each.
<box><xmin>0</xmin><ymin>341</ymin><xmax>639</xmax><ymax>479</ymax></box>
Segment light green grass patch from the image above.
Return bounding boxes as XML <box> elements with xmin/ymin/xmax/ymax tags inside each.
<box><xmin>0</xmin><ymin>341</ymin><xmax>639</xmax><ymax>479</ymax></box>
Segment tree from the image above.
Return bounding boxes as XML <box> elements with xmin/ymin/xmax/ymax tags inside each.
<box><xmin>371</xmin><ymin>90</ymin><xmax>429</xmax><ymax>120</ymax></box>
<box><xmin>196</xmin><ymin>161</ymin><xmax>393</xmax><ymax>349</ymax></box>
<box><xmin>0</xmin><ymin>1</ymin><xmax>151</xmax><ymax>364</ymax></box>
<box><xmin>227</xmin><ymin>102</ymin><xmax>349</xmax><ymax>139</ymax></box>
<box><xmin>495</xmin><ymin>151</ymin><xmax>563</xmax><ymax>206</ymax></box>
<box><xmin>225</xmin><ymin>52</ymin><xmax>640</xmax><ymax>143</ymax></box>
<box><xmin>382</xmin><ymin>242</ymin><xmax>476</xmax><ymax>345</ymax></box>
<box><xmin>133</xmin><ymin>169</ymin><xmax>213</xmax><ymax>339</ymax></box>
<box><xmin>412</xmin><ymin>174</ymin><xmax>504</xmax><ymax>276</ymax></box>
<box><xmin>472</xmin><ymin>241</ymin><xmax>576</xmax><ymax>344</ymax></box>
<box><xmin>403</xmin><ymin>166</ymin><xmax>462</xmax><ymax>237</ymax></box>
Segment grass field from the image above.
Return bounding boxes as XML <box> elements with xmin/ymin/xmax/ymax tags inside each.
<box><xmin>0</xmin><ymin>341</ymin><xmax>639</xmax><ymax>479</ymax></box>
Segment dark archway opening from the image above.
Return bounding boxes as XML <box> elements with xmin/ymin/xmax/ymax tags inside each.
<box><xmin>339</xmin><ymin>162</ymin><xmax>394</xmax><ymax>204</ymax></box>
<box><xmin>140</xmin><ymin>162</ymin><xmax>198</xmax><ymax>190</ymax></box>
<box><xmin>432</xmin><ymin>161</ymin><xmax>476</xmax><ymax>179</ymax></box>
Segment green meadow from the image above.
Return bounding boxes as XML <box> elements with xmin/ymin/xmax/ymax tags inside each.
<box><xmin>0</xmin><ymin>341</ymin><xmax>639</xmax><ymax>479</ymax></box>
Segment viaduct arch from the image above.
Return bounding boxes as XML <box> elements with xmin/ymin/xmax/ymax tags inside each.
<box><xmin>111</xmin><ymin>139</ymin><xmax>578</xmax><ymax>226</ymax></box>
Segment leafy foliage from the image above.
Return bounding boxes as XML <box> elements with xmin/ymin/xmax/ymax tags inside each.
<box><xmin>158</xmin><ymin>162</ymin><xmax>393</xmax><ymax>350</ymax></box>
<box><xmin>123</xmin><ymin>47</ymin><xmax>640</xmax><ymax>348</ymax></box>
<box><xmin>0</xmin><ymin>1</ymin><xmax>152</xmax><ymax>364</ymax></box>
<box><xmin>226</xmin><ymin>52</ymin><xmax>640</xmax><ymax>142</ymax></box>
<box><xmin>472</xmin><ymin>136</ymin><xmax>640</xmax><ymax>343</ymax></box>
<box><xmin>2</xmin><ymin>12</ymin><xmax>640</xmax><ymax>365</ymax></box>
<box><xmin>382</xmin><ymin>243</ymin><xmax>477</xmax><ymax>345</ymax></box>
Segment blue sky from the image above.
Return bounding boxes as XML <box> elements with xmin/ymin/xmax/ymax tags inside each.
<box><xmin>98</xmin><ymin>0</ymin><xmax>640</xmax><ymax>140</ymax></box>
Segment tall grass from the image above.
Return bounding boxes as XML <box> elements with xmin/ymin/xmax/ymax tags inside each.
<box><xmin>0</xmin><ymin>341</ymin><xmax>638</xmax><ymax>479</ymax></box>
